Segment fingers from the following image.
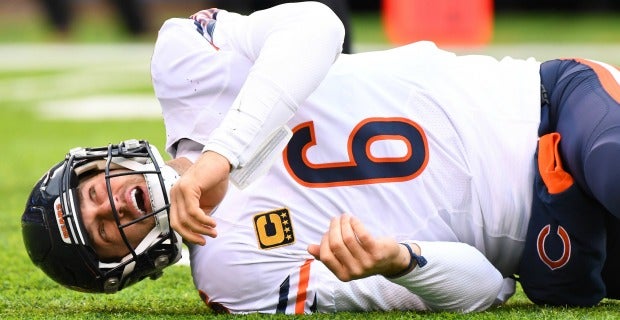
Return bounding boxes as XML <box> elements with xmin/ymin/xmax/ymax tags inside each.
<box><xmin>169</xmin><ymin>179</ymin><xmax>218</xmax><ymax>246</ymax></box>
<box><xmin>349</xmin><ymin>215</ymin><xmax>371</xmax><ymax>247</ymax></box>
<box><xmin>343</xmin><ymin>215</ymin><xmax>375</xmax><ymax>258</ymax></box>
<box><xmin>307</xmin><ymin>243</ymin><xmax>321</xmax><ymax>259</ymax></box>
<box><xmin>329</xmin><ymin>214</ymin><xmax>361</xmax><ymax>262</ymax></box>
<box><xmin>308</xmin><ymin>214</ymin><xmax>405</xmax><ymax>281</ymax></box>
<box><xmin>336</xmin><ymin>215</ymin><xmax>377</xmax><ymax>277</ymax></box>
<box><xmin>168</xmin><ymin>151</ymin><xmax>231</xmax><ymax>246</ymax></box>
<box><xmin>310</xmin><ymin>214</ymin><xmax>375</xmax><ymax>281</ymax></box>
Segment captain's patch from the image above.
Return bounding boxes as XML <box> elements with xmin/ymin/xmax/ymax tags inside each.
<box><xmin>253</xmin><ymin>208</ymin><xmax>295</xmax><ymax>249</ymax></box>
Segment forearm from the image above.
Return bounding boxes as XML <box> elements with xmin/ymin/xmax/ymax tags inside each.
<box><xmin>308</xmin><ymin>215</ymin><xmax>504</xmax><ymax>312</ymax></box>
<box><xmin>390</xmin><ymin>241</ymin><xmax>504</xmax><ymax>312</ymax></box>
<box><xmin>203</xmin><ymin>2</ymin><xmax>345</xmax><ymax>169</ymax></box>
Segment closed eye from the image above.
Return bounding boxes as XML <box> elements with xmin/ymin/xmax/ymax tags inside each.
<box><xmin>99</xmin><ymin>223</ymin><xmax>108</xmax><ymax>243</ymax></box>
<box><xmin>89</xmin><ymin>186</ymin><xmax>96</xmax><ymax>202</ymax></box>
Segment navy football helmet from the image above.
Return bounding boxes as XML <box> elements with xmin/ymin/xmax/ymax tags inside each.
<box><xmin>21</xmin><ymin>139</ymin><xmax>182</xmax><ymax>293</ymax></box>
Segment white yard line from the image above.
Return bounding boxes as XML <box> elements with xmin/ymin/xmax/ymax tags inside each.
<box><xmin>0</xmin><ymin>43</ymin><xmax>154</xmax><ymax>70</ymax></box>
<box><xmin>1</xmin><ymin>68</ymin><xmax>151</xmax><ymax>103</ymax></box>
<box><xmin>38</xmin><ymin>95</ymin><xmax>162</xmax><ymax>119</ymax></box>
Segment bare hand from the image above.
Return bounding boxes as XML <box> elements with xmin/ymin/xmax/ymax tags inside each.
<box><xmin>169</xmin><ymin>151</ymin><xmax>230</xmax><ymax>245</ymax></box>
<box><xmin>307</xmin><ymin>214</ymin><xmax>414</xmax><ymax>281</ymax></box>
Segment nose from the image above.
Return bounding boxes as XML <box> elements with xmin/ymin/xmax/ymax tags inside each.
<box><xmin>82</xmin><ymin>194</ymin><xmax>124</xmax><ymax>224</ymax></box>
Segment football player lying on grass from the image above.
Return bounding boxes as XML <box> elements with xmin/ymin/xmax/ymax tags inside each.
<box><xmin>22</xmin><ymin>1</ymin><xmax>620</xmax><ymax>314</ymax></box>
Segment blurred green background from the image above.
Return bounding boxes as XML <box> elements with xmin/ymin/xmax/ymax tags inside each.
<box><xmin>1</xmin><ymin>1</ymin><xmax>620</xmax><ymax>318</ymax></box>
<box><xmin>1</xmin><ymin>0</ymin><xmax>620</xmax><ymax>45</ymax></box>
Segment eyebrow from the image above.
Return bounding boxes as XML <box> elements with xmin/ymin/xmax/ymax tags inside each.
<box><xmin>76</xmin><ymin>184</ymin><xmax>83</xmax><ymax>202</ymax></box>
<box><xmin>75</xmin><ymin>185</ymin><xmax>85</xmax><ymax>215</ymax></box>
<box><xmin>75</xmin><ymin>184</ymin><xmax>98</xmax><ymax>246</ymax></box>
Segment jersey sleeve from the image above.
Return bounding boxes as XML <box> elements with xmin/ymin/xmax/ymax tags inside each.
<box><xmin>203</xmin><ymin>2</ymin><xmax>345</xmax><ymax>169</ymax></box>
<box><xmin>298</xmin><ymin>241</ymin><xmax>506</xmax><ymax>313</ymax></box>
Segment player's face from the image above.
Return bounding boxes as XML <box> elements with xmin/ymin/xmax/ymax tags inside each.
<box><xmin>78</xmin><ymin>170</ymin><xmax>155</xmax><ymax>261</ymax></box>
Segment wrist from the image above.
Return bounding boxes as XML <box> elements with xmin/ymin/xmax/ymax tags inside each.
<box><xmin>385</xmin><ymin>242</ymin><xmax>426</xmax><ymax>279</ymax></box>
<box><xmin>166</xmin><ymin>157</ymin><xmax>193</xmax><ymax>175</ymax></box>
<box><xmin>202</xmin><ymin>143</ymin><xmax>238</xmax><ymax>170</ymax></box>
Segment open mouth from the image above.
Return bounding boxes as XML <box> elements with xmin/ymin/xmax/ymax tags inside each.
<box><xmin>131</xmin><ymin>187</ymin><xmax>148</xmax><ymax>215</ymax></box>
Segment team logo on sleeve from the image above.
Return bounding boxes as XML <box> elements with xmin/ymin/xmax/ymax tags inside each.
<box><xmin>537</xmin><ymin>224</ymin><xmax>571</xmax><ymax>270</ymax></box>
<box><xmin>253</xmin><ymin>208</ymin><xmax>295</xmax><ymax>249</ymax></box>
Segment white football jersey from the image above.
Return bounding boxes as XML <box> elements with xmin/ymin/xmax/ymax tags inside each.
<box><xmin>151</xmin><ymin>3</ymin><xmax>541</xmax><ymax>314</ymax></box>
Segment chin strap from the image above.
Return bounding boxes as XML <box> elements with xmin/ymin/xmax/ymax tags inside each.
<box><xmin>99</xmin><ymin>227</ymin><xmax>183</xmax><ymax>293</ymax></box>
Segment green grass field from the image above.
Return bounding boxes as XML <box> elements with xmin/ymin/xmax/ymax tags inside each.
<box><xmin>1</xmin><ymin>7</ymin><xmax>620</xmax><ymax>319</ymax></box>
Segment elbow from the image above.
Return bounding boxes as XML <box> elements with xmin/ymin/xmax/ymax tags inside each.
<box><xmin>319</xmin><ymin>3</ymin><xmax>346</xmax><ymax>47</ymax></box>
<box><xmin>258</xmin><ymin>2</ymin><xmax>345</xmax><ymax>56</ymax></box>
<box><xmin>299</xmin><ymin>2</ymin><xmax>346</xmax><ymax>54</ymax></box>
<box><xmin>458</xmin><ymin>271</ymin><xmax>503</xmax><ymax>312</ymax></box>
<box><xmin>442</xmin><ymin>243</ymin><xmax>505</xmax><ymax>313</ymax></box>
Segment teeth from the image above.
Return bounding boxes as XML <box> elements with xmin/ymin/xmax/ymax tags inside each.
<box><xmin>131</xmin><ymin>188</ymin><xmax>146</xmax><ymax>215</ymax></box>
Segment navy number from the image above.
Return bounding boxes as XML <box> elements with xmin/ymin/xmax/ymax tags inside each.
<box><xmin>283</xmin><ymin>117</ymin><xmax>429</xmax><ymax>187</ymax></box>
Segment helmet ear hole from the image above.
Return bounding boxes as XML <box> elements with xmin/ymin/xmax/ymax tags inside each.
<box><xmin>153</xmin><ymin>255</ymin><xmax>170</xmax><ymax>269</ymax></box>
<box><xmin>104</xmin><ymin>277</ymin><xmax>120</xmax><ymax>294</ymax></box>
